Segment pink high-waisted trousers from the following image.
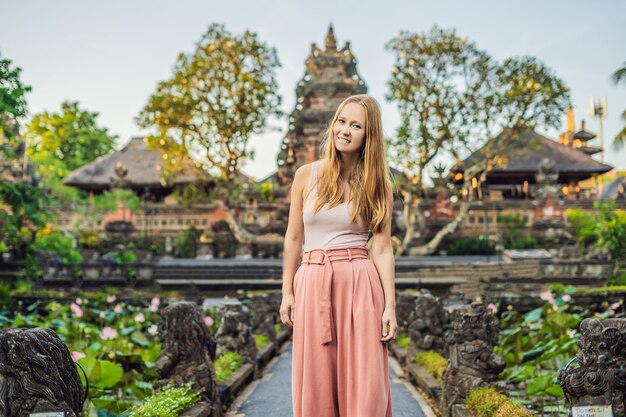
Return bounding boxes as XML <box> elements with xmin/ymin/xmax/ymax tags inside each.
<box><xmin>291</xmin><ymin>246</ymin><xmax>393</xmax><ymax>417</ymax></box>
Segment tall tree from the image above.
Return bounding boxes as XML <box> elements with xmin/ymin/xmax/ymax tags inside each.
<box><xmin>137</xmin><ymin>23</ymin><xmax>282</xmax><ymax>185</ymax></box>
<box><xmin>612</xmin><ymin>61</ymin><xmax>626</xmax><ymax>150</ymax></box>
<box><xmin>0</xmin><ymin>55</ymin><xmax>50</xmax><ymax>260</ymax></box>
<box><xmin>387</xmin><ymin>27</ymin><xmax>570</xmax><ymax>255</ymax></box>
<box><xmin>25</xmin><ymin>101</ymin><xmax>117</xmax><ymax>182</ymax></box>
<box><xmin>0</xmin><ymin>54</ymin><xmax>31</xmax><ymax>153</ymax></box>
<box><xmin>386</xmin><ymin>26</ymin><xmax>495</xmax><ymax>251</ymax></box>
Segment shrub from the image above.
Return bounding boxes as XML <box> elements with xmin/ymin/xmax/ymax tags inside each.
<box><xmin>32</xmin><ymin>230</ymin><xmax>83</xmax><ymax>264</ymax></box>
<box><xmin>396</xmin><ymin>332</ymin><xmax>410</xmax><ymax>349</ymax></box>
<box><xmin>466</xmin><ymin>387</ymin><xmax>530</xmax><ymax>417</ymax></box>
<box><xmin>445</xmin><ymin>236</ymin><xmax>495</xmax><ymax>255</ymax></box>
<box><xmin>174</xmin><ymin>226</ymin><xmax>202</xmax><ymax>258</ymax></box>
<box><xmin>128</xmin><ymin>383</ymin><xmax>201</xmax><ymax>417</ymax></box>
<box><xmin>254</xmin><ymin>334</ymin><xmax>269</xmax><ymax>349</ymax></box>
<box><xmin>415</xmin><ymin>351</ymin><xmax>446</xmax><ymax>382</ymax></box>
<box><xmin>215</xmin><ymin>351</ymin><xmax>244</xmax><ymax>384</ymax></box>
<box><xmin>114</xmin><ymin>248</ymin><xmax>137</xmax><ymax>265</ymax></box>
<box><xmin>77</xmin><ymin>230</ymin><xmax>100</xmax><ymax>249</ymax></box>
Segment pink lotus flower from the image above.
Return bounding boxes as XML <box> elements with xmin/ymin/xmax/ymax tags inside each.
<box><xmin>149</xmin><ymin>304</ymin><xmax>159</xmax><ymax>312</ymax></box>
<box><xmin>487</xmin><ymin>303</ymin><xmax>497</xmax><ymax>314</ymax></box>
<box><xmin>204</xmin><ymin>316</ymin><xmax>214</xmax><ymax>327</ymax></box>
<box><xmin>114</xmin><ymin>304</ymin><xmax>123</xmax><ymax>314</ymax></box>
<box><xmin>99</xmin><ymin>311</ymin><xmax>106</xmax><ymax>318</ymax></box>
<box><xmin>562</xmin><ymin>294</ymin><xmax>572</xmax><ymax>302</ymax></box>
<box><xmin>595</xmin><ymin>312</ymin><xmax>602</xmax><ymax>317</ymax></box>
<box><xmin>71</xmin><ymin>351</ymin><xmax>86</xmax><ymax>361</ymax></box>
<box><xmin>135</xmin><ymin>313</ymin><xmax>145</xmax><ymax>323</ymax></box>
<box><xmin>71</xmin><ymin>303</ymin><xmax>83</xmax><ymax>318</ymax></box>
<box><xmin>100</xmin><ymin>327</ymin><xmax>118</xmax><ymax>340</ymax></box>
<box><xmin>150</xmin><ymin>297</ymin><xmax>161</xmax><ymax>306</ymax></box>
<box><xmin>611</xmin><ymin>302</ymin><xmax>620</xmax><ymax>310</ymax></box>
<box><xmin>106</xmin><ymin>295</ymin><xmax>117</xmax><ymax>304</ymax></box>
<box><xmin>148</xmin><ymin>324</ymin><xmax>158</xmax><ymax>335</ymax></box>
<box><xmin>539</xmin><ymin>289</ymin><xmax>552</xmax><ymax>301</ymax></box>
<box><xmin>75</xmin><ymin>297</ymin><xmax>82</xmax><ymax>305</ymax></box>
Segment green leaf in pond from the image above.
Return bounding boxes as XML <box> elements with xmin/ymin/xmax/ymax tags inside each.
<box><xmin>524</xmin><ymin>308</ymin><xmax>542</xmax><ymax>323</ymax></box>
<box><xmin>545</xmin><ymin>384</ymin><xmax>564</xmax><ymax>397</ymax></box>
<box><xmin>95</xmin><ymin>360</ymin><xmax>124</xmax><ymax>389</ymax></box>
<box><xmin>120</xmin><ymin>326</ymin><xmax>136</xmax><ymax>336</ymax></box>
<box><xmin>131</xmin><ymin>331</ymin><xmax>150</xmax><ymax>347</ymax></box>
<box><xmin>526</xmin><ymin>373</ymin><xmax>551</xmax><ymax>396</ymax></box>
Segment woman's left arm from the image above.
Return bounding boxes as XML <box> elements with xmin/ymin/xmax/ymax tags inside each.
<box><xmin>370</xmin><ymin>193</ymin><xmax>397</xmax><ymax>342</ymax></box>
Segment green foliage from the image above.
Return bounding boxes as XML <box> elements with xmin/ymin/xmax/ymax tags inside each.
<box><xmin>466</xmin><ymin>387</ymin><xmax>531</xmax><ymax>417</ymax></box>
<box><xmin>395</xmin><ymin>332</ymin><xmax>410</xmax><ymax>349</ymax></box>
<box><xmin>25</xmin><ymin>101</ymin><xmax>117</xmax><ymax>182</ymax></box>
<box><xmin>0</xmin><ymin>291</ymin><xmax>163</xmax><ymax>415</ymax></box>
<box><xmin>444</xmin><ymin>236</ymin><xmax>495</xmax><ymax>255</ymax></box>
<box><xmin>498</xmin><ymin>214</ymin><xmax>536</xmax><ymax>249</ymax></box>
<box><xmin>174</xmin><ymin>226</ymin><xmax>202</xmax><ymax>258</ymax></box>
<box><xmin>0</xmin><ymin>282</ymin><xmax>10</xmax><ymax>308</ymax></box>
<box><xmin>415</xmin><ymin>351</ymin><xmax>446</xmax><ymax>382</ymax></box>
<box><xmin>612</xmin><ymin>62</ymin><xmax>626</xmax><ymax>151</ymax></box>
<box><xmin>78</xmin><ymin>230</ymin><xmax>100</xmax><ymax>249</ymax></box>
<box><xmin>32</xmin><ymin>230</ymin><xmax>83</xmax><ymax>264</ymax></box>
<box><xmin>215</xmin><ymin>351</ymin><xmax>244</xmax><ymax>384</ymax></box>
<box><xmin>128</xmin><ymin>383</ymin><xmax>201</xmax><ymax>417</ymax></box>
<box><xmin>567</xmin><ymin>200</ymin><xmax>626</xmax><ymax>261</ymax></box>
<box><xmin>137</xmin><ymin>23</ymin><xmax>282</xmax><ymax>185</ymax></box>
<box><xmin>173</xmin><ymin>182</ymin><xmax>213</xmax><ymax>207</ymax></box>
<box><xmin>0</xmin><ymin>54</ymin><xmax>31</xmax><ymax>138</ymax></box>
<box><xmin>386</xmin><ymin>26</ymin><xmax>494</xmax><ymax>188</ymax></box>
<box><xmin>566</xmin><ymin>207</ymin><xmax>598</xmax><ymax>247</ymax></box>
<box><xmin>254</xmin><ymin>334</ymin><xmax>269</xmax><ymax>349</ymax></box>
<box><xmin>113</xmin><ymin>248</ymin><xmax>137</xmax><ymax>265</ymax></box>
<box><xmin>274</xmin><ymin>323</ymin><xmax>282</xmax><ymax>335</ymax></box>
<box><xmin>496</xmin><ymin>295</ymin><xmax>588</xmax><ymax>415</ymax></box>
<box><xmin>568</xmin><ymin>200</ymin><xmax>626</xmax><ymax>282</ymax></box>
<box><xmin>0</xmin><ymin>180</ymin><xmax>51</xmax><ymax>257</ymax></box>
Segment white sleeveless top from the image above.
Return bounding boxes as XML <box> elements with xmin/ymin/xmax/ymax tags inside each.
<box><xmin>302</xmin><ymin>160</ymin><xmax>370</xmax><ymax>251</ymax></box>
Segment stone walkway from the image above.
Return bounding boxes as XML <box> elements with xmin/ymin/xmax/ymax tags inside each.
<box><xmin>226</xmin><ymin>341</ymin><xmax>435</xmax><ymax>417</ymax></box>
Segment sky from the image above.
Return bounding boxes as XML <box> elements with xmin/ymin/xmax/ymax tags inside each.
<box><xmin>2</xmin><ymin>0</ymin><xmax>625</xmax><ymax>181</ymax></box>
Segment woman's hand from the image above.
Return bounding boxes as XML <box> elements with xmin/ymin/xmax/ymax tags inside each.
<box><xmin>380</xmin><ymin>306</ymin><xmax>398</xmax><ymax>342</ymax></box>
<box><xmin>280</xmin><ymin>293</ymin><xmax>295</xmax><ymax>328</ymax></box>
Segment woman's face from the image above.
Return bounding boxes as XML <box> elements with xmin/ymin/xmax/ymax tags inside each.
<box><xmin>333</xmin><ymin>102</ymin><xmax>366</xmax><ymax>155</ymax></box>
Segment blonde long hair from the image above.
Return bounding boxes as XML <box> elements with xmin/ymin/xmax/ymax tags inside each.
<box><xmin>306</xmin><ymin>95</ymin><xmax>393</xmax><ymax>233</ymax></box>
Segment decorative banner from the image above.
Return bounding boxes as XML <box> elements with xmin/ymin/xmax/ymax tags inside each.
<box><xmin>572</xmin><ymin>405</ymin><xmax>613</xmax><ymax>417</ymax></box>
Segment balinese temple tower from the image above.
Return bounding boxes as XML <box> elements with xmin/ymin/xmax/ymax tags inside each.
<box><xmin>275</xmin><ymin>25</ymin><xmax>367</xmax><ymax>186</ymax></box>
<box><xmin>558</xmin><ymin>105</ymin><xmax>602</xmax><ymax>157</ymax></box>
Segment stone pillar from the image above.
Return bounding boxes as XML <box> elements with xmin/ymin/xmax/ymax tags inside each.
<box><xmin>441</xmin><ymin>302</ymin><xmax>506</xmax><ymax>417</ymax></box>
<box><xmin>247</xmin><ymin>292</ymin><xmax>280</xmax><ymax>342</ymax></box>
<box><xmin>559</xmin><ymin>318</ymin><xmax>626</xmax><ymax>416</ymax></box>
<box><xmin>0</xmin><ymin>327</ymin><xmax>85</xmax><ymax>417</ymax></box>
<box><xmin>155</xmin><ymin>301</ymin><xmax>222</xmax><ymax>417</ymax></box>
<box><xmin>215</xmin><ymin>304</ymin><xmax>258</xmax><ymax>372</ymax></box>
<box><xmin>406</xmin><ymin>291</ymin><xmax>447</xmax><ymax>358</ymax></box>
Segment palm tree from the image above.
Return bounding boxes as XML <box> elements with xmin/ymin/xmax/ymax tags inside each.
<box><xmin>613</xmin><ymin>61</ymin><xmax>626</xmax><ymax>150</ymax></box>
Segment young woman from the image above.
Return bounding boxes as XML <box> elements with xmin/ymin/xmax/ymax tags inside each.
<box><xmin>280</xmin><ymin>94</ymin><xmax>397</xmax><ymax>417</ymax></box>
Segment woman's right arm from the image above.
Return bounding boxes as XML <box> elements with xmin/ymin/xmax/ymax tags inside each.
<box><xmin>280</xmin><ymin>164</ymin><xmax>309</xmax><ymax>328</ymax></box>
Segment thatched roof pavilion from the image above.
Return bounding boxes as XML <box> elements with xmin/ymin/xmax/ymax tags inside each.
<box><xmin>449</xmin><ymin>130</ymin><xmax>612</xmax><ymax>199</ymax></box>
<box><xmin>63</xmin><ymin>136</ymin><xmax>209</xmax><ymax>199</ymax></box>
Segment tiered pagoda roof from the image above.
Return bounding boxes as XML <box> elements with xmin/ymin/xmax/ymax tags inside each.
<box><xmin>558</xmin><ymin>105</ymin><xmax>602</xmax><ymax>156</ymax></box>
